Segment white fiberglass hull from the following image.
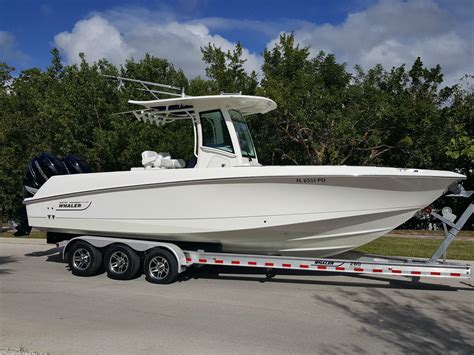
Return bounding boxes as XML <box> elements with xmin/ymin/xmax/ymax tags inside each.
<box><xmin>25</xmin><ymin>166</ymin><xmax>464</xmax><ymax>257</ymax></box>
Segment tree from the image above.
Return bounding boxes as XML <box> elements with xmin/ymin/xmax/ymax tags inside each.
<box><xmin>259</xmin><ymin>33</ymin><xmax>361</xmax><ymax>165</ymax></box>
<box><xmin>0</xmin><ymin>38</ymin><xmax>472</xmax><ymax>230</ymax></box>
<box><xmin>201</xmin><ymin>42</ymin><xmax>258</xmax><ymax>95</ymax></box>
<box><xmin>444</xmin><ymin>76</ymin><xmax>474</xmax><ymax>164</ymax></box>
<box><xmin>0</xmin><ymin>62</ymin><xmax>15</xmax><ymax>88</ymax></box>
<box><xmin>0</xmin><ymin>52</ymin><xmax>195</xmax><ymax>220</ymax></box>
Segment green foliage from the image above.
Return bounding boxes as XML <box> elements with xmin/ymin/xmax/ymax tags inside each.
<box><xmin>0</xmin><ymin>51</ymin><xmax>194</xmax><ymax>219</ymax></box>
<box><xmin>255</xmin><ymin>34</ymin><xmax>471</xmax><ymax>169</ymax></box>
<box><xmin>0</xmin><ymin>37</ymin><xmax>472</xmax><ymax>223</ymax></box>
<box><xmin>201</xmin><ymin>42</ymin><xmax>257</xmax><ymax>95</ymax></box>
<box><xmin>0</xmin><ymin>62</ymin><xmax>15</xmax><ymax>87</ymax></box>
<box><xmin>259</xmin><ymin>34</ymin><xmax>356</xmax><ymax>165</ymax></box>
<box><xmin>444</xmin><ymin>76</ymin><xmax>474</xmax><ymax>162</ymax></box>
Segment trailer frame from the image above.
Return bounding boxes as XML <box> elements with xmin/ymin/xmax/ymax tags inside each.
<box><xmin>61</xmin><ymin>202</ymin><xmax>472</xmax><ymax>284</ymax></box>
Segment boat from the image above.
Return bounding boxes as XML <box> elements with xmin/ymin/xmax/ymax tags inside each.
<box><xmin>23</xmin><ymin>78</ymin><xmax>465</xmax><ymax>257</ymax></box>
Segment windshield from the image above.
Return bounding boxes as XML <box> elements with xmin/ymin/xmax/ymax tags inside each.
<box><xmin>200</xmin><ymin>110</ymin><xmax>234</xmax><ymax>153</ymax></box>
<box><xmin>229</xmin><ymin>110</ymin><xmax>257</xmax><ymax>159</ymax></box>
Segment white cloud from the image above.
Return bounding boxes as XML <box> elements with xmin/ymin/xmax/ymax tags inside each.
<box><xmin>52</xmin><ymin>1</ymin><xmax>473</xmax><ymax>85</ymax></box>
<box><xmin>269</xmin><ymin>0</ymin><xmax>474</xmax><ymax>85</ymax></box>
<box><xmin>54</xmin><ymin>10</ymin><xmax>262</xmax><ymax>78</ymax></box>
<box><xmin>55</xmin><ymin>16</ymin><xmax>134</xmax><ymax>66</ymax></box>
<box><xmin>0</xmin><ymin>31</ymin><xmax>28</xmax><ymax>64</ymax></box>
<box><xmin>192</xmin><ymin>17</ymin><xmax>311</xmax><ymax>37</ymax></box>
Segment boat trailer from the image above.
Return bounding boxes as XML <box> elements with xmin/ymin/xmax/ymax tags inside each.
<box><xmin>62</xmin><ymin>202</ymin><xmax>472</xmax><ymax>284</ymax></box>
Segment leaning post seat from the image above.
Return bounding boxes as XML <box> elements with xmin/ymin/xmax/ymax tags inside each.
<box><xmin>141</xmin><ymin>151</ymin><xmax>185</xmax><ymax>169</ymax></box>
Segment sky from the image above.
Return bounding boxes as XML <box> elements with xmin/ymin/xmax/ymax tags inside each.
<box><xmin>1</xmin><ymin>0</ymin><xmax>473</xmax><ymax>85</ymax></box>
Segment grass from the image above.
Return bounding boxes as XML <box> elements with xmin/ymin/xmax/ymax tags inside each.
<box><xmin>2</xmin><ymin>230</ymin><xmax>473</xmax><ymax>260</ymax></box>
<box><xmin>0</xmin><ymin>230</ymin><xmax>47</xmax><ymax>239</ymax></box>
<box><xmin>355</xmin><ymin>236</ymin><xmax>474</xmax><ymax>260</ymax></box>
<box><xmin>389</xmin><ymin>229</ymin><xmax>474</xmax><ymax>238</ymax></box>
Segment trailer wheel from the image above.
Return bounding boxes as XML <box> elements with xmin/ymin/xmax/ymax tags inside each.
<box><xmin>144</xmin><ymin>249</ymin><xmax>178</xmax><ymax>284</ymax></box>
<box><xmin>104</xmin><ymin>245</ymin><xmax>141</xmax><ymax>280</ymax></box>
<box><xmin>69</xmin><ymin>241</ymin><xmax>103</xmax><ymax>277</ymax></box>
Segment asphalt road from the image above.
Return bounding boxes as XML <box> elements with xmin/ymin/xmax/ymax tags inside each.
<box><xmin>1</xmin><ymin>238</ymin><xmax>473</xmax><ymax>354</ymax></box>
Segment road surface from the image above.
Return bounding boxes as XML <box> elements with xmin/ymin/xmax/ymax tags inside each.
<box><xmin>1</xmin><ymin>238</ymin><xmax>473</xmax><ymax>354</ymax></box>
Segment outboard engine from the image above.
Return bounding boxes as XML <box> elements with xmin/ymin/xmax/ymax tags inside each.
<box><xmin>63</xmin><ymin>154</ymin><xmax>91</xmax><ymax>174</ymax></box>
<box><xmin>14</xmin><ymin>153</ymin><xmax>90</xmax><ymax>236</ymax></box>
<box><xmin>23</xmin><ymin>153</ymin><xmax>68</xmax><ymax>199</ymax></box>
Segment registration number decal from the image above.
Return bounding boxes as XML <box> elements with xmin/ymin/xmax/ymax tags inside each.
<box><xmin>296</xmin><ymin>177</ymin><xmax>326</xmax><ymax>183</ymax></box>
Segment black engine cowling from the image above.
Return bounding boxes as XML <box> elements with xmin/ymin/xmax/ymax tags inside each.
<box><xmin>23</xmin><ymin>153</ymin><xmax>68</xmax><ymax>199</ymax></box>
<box><xmin>14</xmin><ymin>153</ymin><xmax>91</xmax><ymax>236</ymax></box>
<box><xmin>63</xmin><ymin>154</ymin><xmax>91</xmax><ymax>175</ymax></box>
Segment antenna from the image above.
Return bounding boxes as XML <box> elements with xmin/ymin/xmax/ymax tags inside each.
<box><xmin>102</xmin><ymin>75</ymin><xmax>186</xmax><ymax>99</ymax></box>
<box><xmin>102</xmin><ymin>75</ymin><xmax>197</xmax><ymax>127</ymax></box>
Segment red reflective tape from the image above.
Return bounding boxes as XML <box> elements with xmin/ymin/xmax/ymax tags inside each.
<box><xmin>391</xmin><ymin>269</ymin><xmax>402</xmax><ymax>274</ymax></box>
<box><xmin>317</xmin><ymin>265</ymin><xmax>327</xmax><ymax>270</ymax></box>
<box><xmin>282</xmin><ymin>263</ymin><xmax>292</xmax><ymax>268</ymax></box>
<box><xmin>336</xmin><ymin>267</ymin><xmax>345</xmax><ymax>271</ymax></box>
<box><xmin>450</xmin><ymin>273</ymin><xmax>461</xmax><ymax>277</ymax></box>
<box><xmin>299</xmin><ymin>264</ymin><xmax>309</xmax><ymax>269</ymax></box>
<box><xmin>265</xmin><ymin>262</ymin><xmax>274</xmax><ymax>267</ymax></box>
<box><xmin>199</xmin><ymin>258</ymin><xmax>207</xmax><ymax>263</ymax></box>
<box><xmin>373</xmin><ymin>269</ymin><xmax>383</xmax><ymax>273</ymax></box>
<box><xmin>354</xmin><ymin>267</ymin><xmax>364</xmax><ymax>272</ymax></box>
<box><xmin>186</xmin><ymin>258</ymin><xmax>192</xmax><ymax>262</ymax></box>
<box><xmin>248</xmin><ymin>261</ymin><xmax>257</xmax><ymax>266</ymax></box>
<box><xmin>214</xmin><ymin>260</ymin><xmax>223</xmax><ymax>264</ymax></box>
<box><xmin>231</xmin><ymin>260</ymin><xmax>240</xmax><ymax>265</ymax></box>
<box><xmin>430</xmin><ymin>272</ymin><xmax>441</xmax><ymax>276</ymax></box>
<box><xmin>411</xmin><ymin>271</ymin><xmax>421</xmax><ymax>275</ymax></box>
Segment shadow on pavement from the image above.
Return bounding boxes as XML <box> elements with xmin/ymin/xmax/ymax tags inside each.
<box><xmin>314</xmin><ymin>288</ymin><xmax>474</xmax><ymax>354</ymax></box>
<box><xmin>20</xmin><ymin>248</ymin><xmax>473</xmax><ymax>292</ymax></box>
<box><xmin>0</xmin><ymin>255</ymin><xmax>18</xmax><ymax>275</ymax></box>
<box><xmin>178</xmin><ymin>265</ymin><xmax>473</xmax><ymax>291</ymax></box>
<box><xmin>25</xmin><ymin>246</ymin><xmax>64</xmax><ymax>263</ymax></box>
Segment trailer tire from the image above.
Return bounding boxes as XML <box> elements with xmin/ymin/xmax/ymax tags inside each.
<box><xmin>144</xmin><ymin>249</ymin><xmax>178</xmax><ymax>284</ymax></box>
<box><xmin>69</xmin><ymin>241</ymin><xmax>103</xmax><ymax>277</ymax></box>
<box><xmin>104</xmin><ymin>244</ymin><xmax>141</xmax><ymax>280</ymax></box>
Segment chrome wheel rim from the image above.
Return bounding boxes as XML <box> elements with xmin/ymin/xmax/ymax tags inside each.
<box><xmin>109</xmin><ymin>251</ymin><xmax>129</xmax><ymax>274</ymax></box>
<box><xmin>149</xmin><ymin>256</ymin><xmax>169</xmax><ymax>280</ymax></box>
<box><xmin>73</xmin><ymin>248</ymin><xmax>91</xmax><ymax>271</ymax></box>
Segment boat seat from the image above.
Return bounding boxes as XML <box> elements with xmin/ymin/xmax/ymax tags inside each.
<box><xmin>141</xmin><ymin>151</ymin><xmax>185</xmax><ymax>169</ymax></box>
<box><xmin>185</xmin><ymin>156</ymin><xmax>197</xmax><ymax>168</ymax></box>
